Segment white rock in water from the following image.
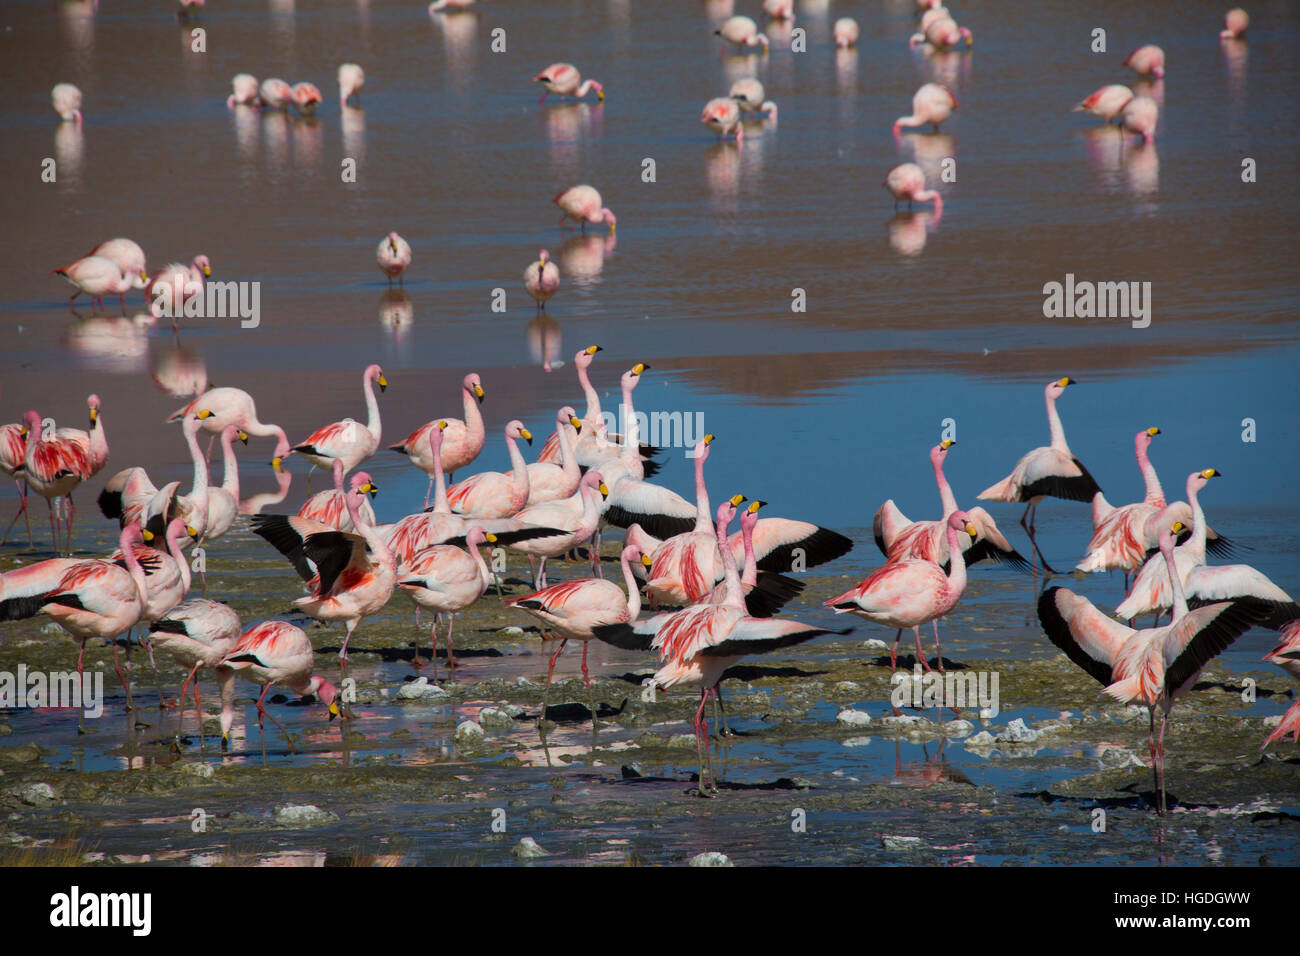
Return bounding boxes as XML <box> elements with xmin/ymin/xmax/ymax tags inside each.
<box><xmin>498</xmin><ymin>626</ymin><xmax>525</xmax><ymax>638</ymax></box>
<box><xmin>836</xmin><ymin>708</ymin><xmax>872</xmax><ymax>727</ymax></box>
<box><xmin>454</xmin><ymin>720</ymin><xmax>484</xmax><ymax>743</ymax></box>
<box><xmin>689</xmin><ymin>851</ymin><xmax>732</xmax><ymax>867</ymax></box>
<box><xmin>881</xmin><ymin>835</ymin><xmax>925</xmax><ymax>852</ymax></box>
<box><xmin>1262</xmin><ymin>715</ymin><xmax>1282</xmax><ymax>729</ymax></box>
<box><xmin>861</xmin><ymin>639</ymin><xmax>889</xmax><ymax>653</ymax></box>
<box><xmin>478</xmin><ymin>706</ymin><xmax>514</xmax><ymax>729</ymax></box>
<box><xmin>17</xmin><ymin>782</ymin><xmax>55</xmax><ymax>806</ymax></box>
<box><xmin>667</xmin><ymin>733</ymin><xmax>696</xmax><ymax>749</ymax></box>
<box><xmin>512</xmin><ymin>837</ymin><xmax>549</xmax><ymax>859</ymax></box>
<box><xmin>397</xmin><ymin>677</ymin><xmax>449</xmax><ymax>700</ymax></box>
<box><xmin>941</xmin><ymin>719</ymin><xmax>974</xmax><ymax>737</ymax></box>
<box><xmin>841</xmin><ymin>736</ymin><xmax>873</xmax><ymax>748</ymax></box>
<box><xmin>997</xmin><ymin>718</ymin><xmax>1039</xmax><ymax>743</ymax></box>
<box><xmin>274</xmin><ymin>804</ymin><xmax>337</xmax><ymax>826</ymax></box>
<box><xmin>879</xmin><ymin>714</ymin><xmax>926</xmax><ymax>727</ymax></box>
<box><xmin>965</xmin><ymin>731</ymin><xmax>997</xmax><ymax>748</ymax></box>
<box><xmin>515</xmin><ymin>676</ymin><xmax>536</xmax><ymax>687</ymax></box>
<box><xmin>178</xmin><ymin>762</ymin><xmax>214</xmax><ymax>779</ymax></box>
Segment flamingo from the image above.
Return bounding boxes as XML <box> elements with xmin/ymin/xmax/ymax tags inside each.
<box><xmin>202</xmin><ymin>425</ymin><xmax>249</xmax><ymax>543</ymax></box>
<box><xmin>338</xmin><ymin>63</ymin><xmax>365</xmax><ymax>107</ymax></box>
<box><xmin>429</xmin><ymin>0</ymin><xmax>475</xmax><ymax>10</ymax></box>
<box><xmin>875</xmin><ymin>441</ymin><xmax>1029</xmax><ymax>572</ymax></box>
<box><xmin>145</xmin><ymin>256</ymin><xmax>210</xmax><ymax>323</ymax></box>
<box><xmin>397</xmin><ymin>526</ymin><xmax>495</xmax><ymax>671</ymax></box>
<box><xmin>1073</xmin><ymin>85</ymin><xmax>1134</xmax><ymax>124</ymax></box>
<box><xmin>638</xmin><ymin>437</ymin><xmax>723</xmax><ymax>605</ymax></box>
<box><xmin>52</xmin><ymin>393</ymin><xmax>109</xmax><ymax>481</ymax></box>
<box><xmin>52</xmin><ymin>83</ymin><xmax>82</xmax><ymax>123</ymax></box>
<box><xmin>1263</xmin><ymin>622</ymin><xmax>1300</xmax><ymax>748</ymax></box>
<box><xmin>116</xmin><ymin>519</ymin><xmax>198</xmax><ymax>704</ymax></box>
<box><xmin>1221</xmin><ymin>8</ymin><xmax>1249</xmax><ymax>39</ymax></box>
<box><xmin>251</xmin><ymin>459</ymin><xmax>396</xmax><ymax>663</ymax></box>
<box><xmin>377</xmin><ymin>232</ymin><xmax>412</xmax><ymax>285</ymax></box>
<box><xmin>883</xmin><ymin>163</ymin><xmax>943</xmax><ymax>215</ymax></box>
<box><xmin>698</xmin><ymin>499</ymin><xmax>805</xmax><ymax>618</ymax></box>
<box><xmin>289</xmin><ymin>82</ymin><xmax>323</xmax><ymax>117</ymax></box>
<box><xmin>0</xmin><ymin>524</ymin><xmax>151</xmax><ymax>724</ymax></box>
<box><xmin>596</xmin><ymin>497</ymin><xmax>843</xmax><ymax>794</ymax></box>
<box><xmin>446</xmin><ymin>420</ymin><xmax>533</xmax><ymax>518</ymax></box>
<box><xmin>18</xmin><ymin>409</ymin><xmax>92</xmax><ymax>555</ymax></box>
<box><xmin>715</xmin><ymin>16</ymin><xmax>769</xmax><ymax>53</ymax></box>
<box><xmin>149</xmin><ymin>598</ymin><xmax>241</xmax><ymax>746</ymax></box>
<box><xmin>0</xmin><ymin>406</ymin><xmax>30</xmax><ymax>545</ymax></box>
<box><xmin>893</xmin><ymin>83</ymin><xmax>958</xmax><ymax>135</ymax></box>
<box><xmin>297</xmin><ymin>471</ymin><xmax>377</xmax><ymax>532</ymax></box>
<box><xmin>834</xmin><ymin>17</ymin><xmax>859</xmax><ymax>48</ymax></box>
<box><xmin>524</xmin><ymin>249</ymin><xmax>560</xmax><ymax>311</ymax></box>
<box><xmin>533</xmin><ymin>63</ymin><xmax>604</xmax><ymax>104</ymax></box>
<box><xmin>537</xmin><ymin>347</ymin><xmax>658</xmax><ymax>473</ymax></box>
<box><xmin>259</xmin><ymin>78</ymin><xmax>293</xmax><ymax>110</ymax></box>
<box><xmin>228</xmin><ymin>73</ymin><xmax>260</xmax><ymax>108</ymax></box>
<box><xmin>511</xmin><ymin>407</ymin><xmax>583</xmax><ymax>506</ymax></box>
<box><xmin>730</xmin><ymin>79</ymin><xmax>778</xmax><ymax>123</ymax></box>
<box><xmin>1038</xmin><ymin>523</ymin><xmax>1270</xmax><ymax>813</ymax></box>
<box><xmin>87</xmin><ymin>238</ymin><xmax>149</xmax><ymax>291</ymax></box>
<box><xmin>290</xmin><ymin>363</ymin><xmax>387</xmax><ymax>481</ymax></box>
<box><xmin>510</xmin><ymin>544</ymin><xmax>647</xmax><ymax>717</ymax></box>
<box><xmin>53</xmin><ymin>256</ymin><xmax>134</xmax><ymax>310</ymax></box>
<box><xmin>553</xmin><ymin>185</ymin><xmax>617</xmax><ymax>233</ymax></box>
<box><xmin>1120</xmin><ymin>96</ymin><xmax>1158</xmax><ymax>143</ymax></box>
<box><xmin>702</xmin><ymin>97</ymin><xmax>744</xmax><ymax>141</ymax></box>
<box><xmin>826</xmin><ymin>511</ymin><xmax>979</xmax><ymax>676</ymax></box>
<box><xmin>1123</xmin><ymin>45</ymin><xmax>1166</xmax><ymax>79</ymax></box>
<box><xmin>977</xmin><ymin>378</ymin><xmax>1102</xmax><ymax>574</ymax></box>
<box><xmin>507</xmin><ymin>471</ymin><xmax>608</xmax><ymax>588</ymax></box>
<box><xmin>910</xmin><ymin>15</ymin><xmax>972</xmax><ymax>49</ymax></box>
<box><xmin>1077</xmin><ymin>427</ymin><xmax>1167</xmax><ymax>578</ymax></box>
<box><xmin>169</xmin><ymin>387</ymin><xmax>291</xmax><ymax>463</ymax></box>
<box><xmin>389</xmin><ymin>372</ymin><xmax>486</xmax><ymax>504</ymax></box>
<box><xmin>762</xmin><ymin>0</ymin><xmax>794</xmax><ymax>20</ymax></box>
<box><xmin>217</xmin><ymin>621</ymin><xmax>340</xmax><ymax>752</ymax></box>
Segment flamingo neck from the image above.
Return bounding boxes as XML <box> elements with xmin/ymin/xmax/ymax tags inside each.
<box><xmin>556</xmin><ymin>417</ymin><xmax>580</xmax><ymax>479</ymax></box>
<box><xmin>120</xmin><ymin>535</ymin><xmax>150</xmax><ymax>610</ymax></box>
<box><xmin>89</xmin><ymin>414</ymin><xmax>108</xmax><ymax>467</ymax></box>
<box><xmin>461</xmin><ymin>385</ymin><xmax>484</xmax><ymax>448</ymax></box>
<box><xmin>1045</xmin><ymin>390</ymin><xmax>1069</xmax><ymax>452</ymax></box>
<box><xmin>692</xmin><ymin>452</ymin><xmax>713</xmax><ymax>534</ymax></box>
<box><xmin>168</xmin><ymin>530</ymin><xmax>192</xmax><ymax>593</ymax></box>
<box><xmin>577</xmin><ymin>480</ymin><xmax>601</xmax><ymax>534</ymax></box>
<box><xmin>577</xmin><ymin>361</ymin><xmax>601</xmax><ymax>421</ymax></box>
<box><xmin>715</xmin><ymin>511</ymin><xmax>744</xmax><ymax>607</ymax></box>
<box><xmin>221</xmin><ymin>433</ymin><xmax>240</xmax><ymax>497</ymax></box>
<box><xmin>1187</xmin><ymin>482</ymin><xmax>1208</xmax><ymax>559</ymax></box>
<box><xmin>342</xmin><ymin>469</ymin><xmax>393</xmax><ymax>568</ymax></box>
<box><xmin>740</xmin><ymin>516</ymin><xmax>757</xmax><ymax>588</ymax></box>
<box><xmin>430</xmin><ymin>435</ymin><xmax>450</xmax><ymax>514</ymax></box>
<box><xmin>1162</xmin><ymin>544</ymin><xmax>1189</xmax><ymax>620</ymax></box>
<box><xmin>469</xmin><ymin>538</ymin><xmax>492</xmax><ymax>592</ymax></box>
<box><xmin>620</xmin><ymin>382</ymin><xmax>640</xmax><ymax>462</ymax></box>
<box><xmin>505</xmin><ymin>433</ymin><xmax>530</xmax><ymax>501</ymax></box>
<box><xmin>1136</xmin><ymin>438</ymin><xmax>1164</xmax><ymax>506</ymax></box>
<box><xmin>362</xmin><ymin>373</ymin><xmax>382</xmax><ymax>443</ymax></box>
<box><xmin>620</xmin><ymin>553</ymin><xmax>643</xmax><ymax>619</ymax></box>
<box><xmin>184</xmin><ymin>426</ymin><xmax>209</xmax><ymax>512</ymax></box>
<box><xmin>933</xmin><ymin>453</ymin><xmax>958</xmax><ymax>516</ymax></box>
<box><xmin>944</xmin><ymin>523</ymin><xmax>969</xmax><ymax>596</ymax></box>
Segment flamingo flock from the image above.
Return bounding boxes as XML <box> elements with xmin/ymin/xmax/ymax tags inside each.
<box><xmin>7</xmin><ymin>4</ymin><xmax>1288</xmax><ymax>812</ymax></box>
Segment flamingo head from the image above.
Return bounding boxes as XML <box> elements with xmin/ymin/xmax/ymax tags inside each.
<box><xmin>740</xmin><ymin>498</ymin><xmax>767</xmax><ymax>534</ymax></box>
<box><xmin>959</xmin><ymin>26</ymin><xmax>973</xmax><ymax>47</ymax></box>
<box><xmin>308</xmin><ymin>676</ymin><xmax>340</xmax><ymax>720</ymax></box>
<box><xmin>1136</xmin><ymin>426</ymin><xmax>1161</xmax><ymax>454</ymax></box>
<box><xmin>166</xmin><ymin>517</ymin><xmax>198</xmax><ymax>548</ymax></box>
<box><xmin>506</xmin><ymin>420</ymin><xmax>532</xmax><ymax>445</ymax></box>
<box><xmin>87</xmin><ymin>394</ymin><xmax>101</xmax><ymax>425</ymax></box>
<box><xmin>350</xmin><ymin>472</ymin><xmax>378</xmax><ymax>499</ymax></box>
<box><xmin>222</xmin><ymin>424</ymin><xmax>248</xmax><ymax>446</ymax></box>
<box><xmin>948</xmin><ymin>510</ymin><xmax>978</xmax><ymax>539</ymax></box>
<box><xmin>366</xmin><ymin>363</ymin><xmax>388</xmax><ymax>391</ymax></box>
<box><xmin>558</xmin><ymin>405</ymin><xmax>581</xmax><ymax>432</ymax></box>
<box><xmin>620</xmin><ymin>362</ymin><xmax>650</xmax><ymax>392</ymax></box>
<box><xmin>1187</xmin><ymin>468</ymin><xmax>1221</xmax><ymax>498</ymax></box>
<box><xmin>932</xmin><ymin>439</ymin><xmax>956</xmax><ymax>466</ymax></box>
<box><xmin>716</xmin><ymin>494</ymin><xmax>747</xmax><ymax>536</ymax></box>
<box><xmin>576</xmin><ymin>344</ymin><xmax>602</xmax><ymax>369</ymax></box>
<box><xmin>193</xmin><ymin>255</ymin><xmax>211</xmax><ymax>277</ymax></box>
<box><xmin>1046</xmin><ymin>376</ymin><xmax>1075</xmax><ymax>400</ymax></box>
<box><xmin>22</xmin><ymin>410</ymin><xmax>42</xmax><ymax>437</ymax></box>
<box><xmin>601</xmin><ymin>208</ymin><xmax>617</xmax><ymax>232</ymax></box>
<box><xmin>465</xmin><ymin>526</ymin><xmax>497</xmax><ymax>550</ymax></box>
<box><xmin>1159</xmin><ymin>520</ymin><xmax>1184</xmax><ymax>555</ymax></box>
<box><xmin>690</xmin><ymin>433</ymin><xmax>716</xmax><ymax>461</ymax></box>
<box><xmin>463</xmin><ymin>372</ymin><xmax>485</xmax><ymax>403</ymax></box>
<box><xmin>582</xmin><ymin>470</ymin><xmax>609</xmax><ymax>500</ymax></box>
<box><xmin>182</xmin><ymin>413</ymin><xmax>203</xmax><ymax>439</ymax></box>
<box><xmin>120</xmin><ymin>524</ymin><xmax>146</xmax><ymax>550</ymax></box>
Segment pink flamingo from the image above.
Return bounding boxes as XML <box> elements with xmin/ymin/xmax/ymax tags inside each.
<box><xmin>597</xmin><ymin>497</ymin><xmax>841</xmax><ymax>794</ymax></box>
<box><xmin>1221</xmin><ymin>8</ymin><xmax>1249</xmax><ymax>39</ymax></box>
<box><xmin>446</xmin><ymin>420</ymin><xmax>534</xmax><ymax>518</ymax></box>
<box><xmin>534</xmin><ymin>63</ymin><xmax>604</xmax><ymax>104</ymax></box>
<box><xmin>715</xmin><ymin>16</ymin><xmax>770</xmax><ymax>53</ymax></box>
<box><xmin>826</xmin><ymin>511</ymin><xmax>979</xmax><ymax>675</ymax></box>
<box><xmin>893</xmin><ymin>83</ymin><xmax>957</xmax><ymax>135</ymax></box>
<box><xmin>259</xmin><ymin>78</ymin><xmax>293</xmax><ymax>110</ymax></box>
<box><xmin>910</xmin><ymin>15</ymin><xmax>972</xmax><ymax>49</ymax></box>
<box><xmin>250</xmin><ymin>459</ymin><xmax>396</xmax><ymax>663</ymax></box>
<box><xmin>508</xmin><ymin>407</ymin><xmax>583</xmax><ymax>505</ymax></box>
<box><xmin>1263</xmin><ymin>622</ymin><xmax>1300</xmax><ymax>748</ymax></box>
<box><xmin>641</xmin><ymin>437</ymin><xmax>723</xmax><ymax>605</ymax></box>
<box><xmin>51</xmin><ymin>83</ymin><xmax>82</xmax><ymax>123</ymax></box>
<box><xmin>1120</xmin><ymin>96</ymin><xmax>1158</xmax><ymax>143</ymax></box>
<box><xmin>19</xmin><ymin>409</ymin><xmax>92</xmax><ymax>555</ymax></box>
<box><xmin>524</xmin><ymin>249</ymin><xmax>560</xmax><ymax>311</ymax></box>
<box><xmin>977</xmin><ymin>378</ymin><xmax>1101</xmax><ymax>574</ymax></box>
<box><xmin>0</xmin><ymin>403</ymin><xmax>31</xmax><ymax>545</ymax></box>
<box><xmin>390</xmin><ymin>372</ymin><xmax>486</xmax><ymax>502</ymax></box>
<box><xmin>834</xmin><ymin>17</ymin><xmax>859</xmax><ymax>48</ymax></box>
<box><xmin>53</xmin><ymin>256</ymin><xmax>134</xmax><ymax>310</ymax></box>
<box><xmin>201</xmin><ymin>425</ymin><xmax>249</xmax><ymax>544</ymax></box>
<box><xmin>1039</xmin><ymin>522</ymin><xmax>1269</xmax><ymax>813</ymax></box>
<box><xmin>168</xmin><ymin>386</ymin><xmax>292</xmax><ymax>463</ymax></box>
<box><xmin>228</xmin><ymin>73</ymin><xmax>260</xmax><ymax>108</ymax></box>
<box><xmin>87</xmin><ymin>238</ymin><xmax>149</xmax><ymax>291</ymax></box>
<box><xmin>730</xmin><ymin>79</ymin><xmax>778</xmax><ymax>122</ymax></box>
<box><xmin>138</xmin><ymin>415</ymin><xmax>210</xmax><ymax>545</ymax></box>
<box><xmin>289</xmin><ymin>81</ymin><xmax>323</xmax><ymax>116</ymax></box>
<box><xmin>698</xmin><ymin>499</ymin><xmax>805</xmax><ymax>618</ymax></box>
<box><xmin>1123</xmin><ymin>45</ymin><xmax>1166</xmax><ymax>79</ymax></box>
<box><xmin>762</xmin><ymin>0</ymin><xmax>794</xmax><ymax>21</ymax></box>
<box><xmin>297</xmin><ymin>470</ymin><xmax>378</xmax><ymax>532</ymax></box>
<box><xmin>1078</xmin><ymin>427</ymin><xmax>1166</xmax><ymax>578</ymax></box>
<box><xmin>537</xmin><ymin>347</ymin><xmax>656</xmax><ymax>473</ymax></box>
<box><xmin>702</xmin><ymin>97</ymin><xmax>744</xmax><ymax>141</ymax></box>
<box><xmin>149</xmin><ymin>597</ymin><xmax>241</xmax><ymax>745</ymax></box>
<box><xmin>398</xmin><ymin>526</ymin><xmax>496</xmax><ymax>671</ymax></box>
<box><xmin>290</xmin><ymin>363</ymin><xmax>387</xmax><ymax>481</ymax></box>
<box><xmin>509</xmin><ymin>544</ymin><xmax>647</xmax><ymax>719</ymax></box>
<box><xmin>875</xmin><ymin>441</ymin><xmax>1028</xmax><ymax>571</ymax></box>
<box><xmin>883</xmin><ymin>163</ymin><xmax>943</xmax><ymax>216</ymax></box>
<box><xmin>508</xmin><ymin>470</ymin><xmax>608</xmax><ymax>588</ymax></box>
<box><xmin>377</xmin><ymin>232</ymin><xmax>411</xmax><ymax>285</ymax></box>
<box><xmin>218</xmin><ymin>621</ymin><xmax>340</xmax><ymax>752</ymax></box>
<box><xmin>553</xmin><ymin>185</ymin><xmax>617</xmax><ymax>233</ymax></box>
<box><xmin>1073</xmin><ymin>85</ymin><xmax>1134</xmax><ymax>124</ymax></box>
<box><xmin>338</xmin><ymin>63</ymin><xmax>365</xmax><ymax>107</ymax></box>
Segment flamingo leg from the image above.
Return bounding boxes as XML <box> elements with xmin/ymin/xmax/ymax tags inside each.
<box><xmin>931</xmin><ymin>619</ymin><xmax>945</xmax><ymax>673</ymax></box>
<box><xmin>112</xmin><ymin>638</ymin><xmax>135</xmax><ymax>712</ymax></box>
<box><xmin>64</xmin><ymin>494</ymin><xmax>76</xmax><ymax>555</ymax></box>
<box><xmin>581</xmin><ymin>641</ymin><xmax>598</xmax><ymax>726</ymax></box>
<box><xmin>715</xmin><ymin>684</ymin><xmax>735</xmax><ymax>737</ymax></box>
<box><xmin>193</xmin><ymin>679</ymin><xmax>204</xmax><ymax>750</ymax></box>
<box><xmin>47</xmin><ymin>498</ymin><xmax>60</xmax><ymax>556</ymax></box>
<box><xmin>0</xmin><ymin>478</ymin><xmax>30</xmax><ymax>546</ymax></box>
<box><xmin>1156</xmin><ymin>711</ymin><xmax>1169</xmax><ymax>815</ymax></box>
<box><xmin>694</xmin><ymin>688</ymin><xmax>716</xmax><ymax>796</ymax></box>
<box><xmin>444</xmin><ymin>614</ymin><xmax>459</xmax><ymax>669</ymax></box>
<box><xmin>76</xmin><ymin>640</ymin><xmax>87</xmax><ymax>735</ymax></box>
<box><xmin>913</xmin><ymin>626</ymin><xmax>932</xmax><ymax>673</ymax></box>
<box><xmin>339</xmin><ymin>619</ymin><xmax>356</xmax><ymax>664</ymax></box>
<box><xmin>176</xmin><ymin>662</ymin><xmax>201</xmax><ymax>745</ymax></box>
<box><xmin>256</xmin><ymin>682</ymin><xmax>295</xmax><ymax>754</ymax></box>
<box><xmin>540</xmin><ymin>638</ymin><xmax>567</xmax><ymax>724</ymax></box>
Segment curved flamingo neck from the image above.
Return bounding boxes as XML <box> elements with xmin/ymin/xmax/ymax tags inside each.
<box><xmin>1135</xmin><ymin>436</ymin><xmax>1164</xmax><ymax>506</ymax></box>
<box><xmin>1187</xmin><ymin>479</ymin><xmax>1208</xmax><ymax>560</ymax></box>
<box><xmin>556</xmin><ymin>415</ymin><xmax>580</xmax><ymax>479</ymax></box>
<box><xmin>1161</xmin><ymin>540</ymin><xmax>1189</xmax><ymax>619</ymax></box>
<box><xmin>468</xmin><ymin>536</ymin><xmax>492</xmax><ymax>591</ymax></box>
<box><xmin>362</xmin><ymin>372</ymin><xmax>382</xmax><ymax>442</ymax></box>
<box><xmin>740</xmin><ymin>513</ymin><xmax>758</xmax><ymax>588</ymax></box>
<box><xmin>619</xmin><ymin>379</ymin><xmax>640</xmax><ymax>462</ymax></box>
<box><xmin>1045</xmin><ymin>389</ymin><xmax>1069</xmax><ymax>452</ymax></box>
<box><xmin>429</xmin><ymin>431</ymin><xmax>450</xmax><ymax>514</ymax></box>
<box><xmin>577</xmin><ymin>479</ymin><xmax>601</xmax><ymax>534</ymax></box>
<box><xmin>620</xmin><ymin>551</ymin><xmax>642</xmax><ymax>619</ymax></box>
<box><xmin>505</xmin><ymin>431</ymin><xmax>530</xmax><ymax>502</ymax></box>
<box><xmin>118</xmin><ymin>531</ymin><xmax>150</xmax><ymax>609</ymax></box>
<box><xmin>577</xmin><ymin>359</ymin><xmax>601</xmax><ymax>421</ymax></box>
<box><xmin>944</xmin><ymin>522</ymin><xmax>969</xmax><ymax>595</ymax></box>
<box><xmin>692</xmin><ymin>450</ymin><xmax>713</xmax><ymax>534</ymax></box>
<box><xmin>932</xmin><ymin>450</ymin><xmax>957</xmax><ymax>516</ymax></box>
<box><xmin>714</xmin><ymin>507</ymin><xmax>744</xmax><ymax>607</ymax></box>
<box><xmin>221</xmin><ymin>431</ymin><xmax>241</xmax><ymax>497</ymax></box>
<box><xmin>461</xmin><ymin>383</ymin><xmax>484</xmax><ymax>447</ymax></box>
<box><xmin>183</xmin><ymin>424</ymin><xmax>209</xmax><ymax>512</ymax></box>
<box><xmin>341</xmin><ymin>467</ymin><xmax>392</xmax><ymax>567</ymax></box>
<box><xmin>168</xmin><ymin>528</ymin><xmax>192</xmax><ymax>593</ymax></box>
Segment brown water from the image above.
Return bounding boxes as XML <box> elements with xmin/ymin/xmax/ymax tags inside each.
<box><xmin>0</xmin><ymin>0</ymin><xmax>1298</xmax><ymax>865</ymax></box>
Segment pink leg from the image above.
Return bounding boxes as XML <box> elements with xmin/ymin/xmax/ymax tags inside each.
<box><xmin>581</xmin><ymin>641</ymin><xmax>590</xmax><ymax>690</ymax></box>
<box><xmin>913</xmin><ymin>626</ymin><xmax>932</xmax><ymax>673</ymax></box>
<box><xmin>64</xmin><ymin>494</ymin><xmax>76</xmax><ymax>555</ymax></box>
<box><xmin>47</xmin><ymin>499</ymin><xmax>60</xmax><ymax>556</ymax></box>
<box><xmin>540</xmin><ymin>638</ymin><xmax>567</xmax><ymax>722</ymax></box>
<box><xmin>694</xmin><ymin>688</ymin><xmax>714</xmax><ymax>794</ymax></box>
<box><xmin>444</xmin><ymin>614</ymin><xmax>458</xmax><ymax>669</ymax></box>
<box><xmin>112</xmin><ymin>640</ymin><xmax>134</xmax><ymax>710</ymax></box>
<box><xmin>931</xmin><ymin>619</ymin><xmax>945</xmax><ymax>673</ymax></box>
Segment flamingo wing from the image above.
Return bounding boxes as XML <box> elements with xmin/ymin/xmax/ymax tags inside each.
<box><xmin>603</xmin><ymin>479</ymin><xmax>697</xmax><ymax>538</ymax></box>
<box><xmin>740</xmin><ymin>518</ymin><xmax>854</xmax><ymax>573</ymax></box>
<box><xmin>1160</xmin><ymin>599</ymin><xmax>1274</xmax><ymax>696</ymax></box>
<box><xmin>1037</xmin><ymin>587</ymin><xmax>1134</xmax><ymax>686</ymax></box>
<box><xmin>698</xmin><ymin>617</ymin><xmax>850</xmax><ymax>657</ymax></box>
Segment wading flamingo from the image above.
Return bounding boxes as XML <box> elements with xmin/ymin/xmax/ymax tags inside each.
<box><xmin>893</xmin><ymin>83</ymin><xmax>957</xmax><ymax>135</ymax></box>
<box><xmin>1073</xmin><ymin>85</ymin><xmax>1134</xmax><ymax>123</ymax></box>
<box><xmin>377</xmin><ymin>233</ymin><xmax>412</xmax><ymax>285</ymax></box>
<box><xmin>87</xmin><ymin>238</ymin><xmax>149</xmax><ymax>291</ymax></box>
<box><xmin>534</xmin><ymin>63</ymin><xmax>604</xmax><ymax>104</ymax></box>
<box><xmin>228</xmin><ymin>73</ymin><xmax>260</xmax><ymax>108</ymax></box>
<box><xmin>884</xmin><ymin>163</ymin><xmax>943</xmax><ymax>215</ymax></box>
<box><xmin>52</xmin><ymin>83</ymin><xmax>82</xmax><ymax>123</ymax></box>
<box><xmin>201</xmin><ymin>425</ymin><xmax>249</xmax><ymax>544</ymax></box>
<box><xmin>702</xmin><ymin>97</ymin><xmax>744</xmax><ymax>141</ymax></box>
<box><xmin>297</xmin><ymin>470</ymin><xmax>377</xmax><ymax>532</ymax></box>
<box><xmin>168</xmin><ymin>386</ymin><xmax>292</xmax><ymax>463</ymax></box>
<box><xmin>729</xmin><ymin>79</ymin><xmax>778</xmax><ymax>123</ymax></box>
<box><xmin>507</xmin><ymin>470</ymin><xmax>608</xmax><ymax>588</ymax></box>
<box><xmin>1221</xmin><ymin>8</ymin><xmax>1249</xmax><ymax>39</ymax></box>
<box><xmin>291</xmin><ymin>363</ymin><xmax>387</xmax><ymax>481</ymax></box>
<box><xmin>1119</xmin><ymin>96</ymin><xmax>1158</xmax><ymax>143</ymax></box>
<box><xmin>397</xmin><ymin>526</ymin><xmax>495</xmax><ymax>671</ymax></box>
<box><xmin>1078</xmin><ymin>427</ymin><xmax>1166</xmax><ymax>579</ymax></box>
<box><xmin>259</xmin><ymin>78</ymin><xmax>293</xmax><ymax>110</ymax></box>
<box><xmin>446</xmin><ymin>420</ymin><xmax>534</xmax><ymax>518</ymax></box>
<box><xmin>834</xmin><ymin>18</ymin><xmax>859</xmax><ymax>48</ymax></box>
<box><xmin>715</xmin><ymin>16</ymin><xmax>769</xmax><ymax>53</ymax></box>
<box><xmin>149</xmin><ymin>598</ymin><xmax>241</xmax><ymax>746</ymax></box>
<box><xmin>1123</xmin><ymin>45</ymin><xmax>1166</xmax><ymax>79</ymax></box>
<box><xmin>19</xmin><ymin>409</ymin><xmax>92</xmax><ymax>555</ymax></box>
<box><xmin>553</xmin><ymin>185</ymin><xmax>617</xmax><ymax>233</ymax></box>
<box><xmin>389</xmin><ymin>372</ymin><xmax>486</xmax><ymax>501</ymax></box>
<box><xmin>290</xmin><ymin>82</ymin><xmax>323</xmax><ymax>116</ymax></box>
<box><xmin>524</xmin><ymin>249</ymin><xmax>560</xmax><ymax>311</ymax></box>
<box><xmin>0</xmin><ymin>405</ymin><xmax>30</xmax><ymax>545</ymax></box>
<box><xmin>338</xmin><ymin>63</ymin><xmax>365</xmax><ymax>107</ymax></box>
<box><xmin>53</xmin><ymin>256</ymin><xmax>134</xmax><ymax>310</ymax></box>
